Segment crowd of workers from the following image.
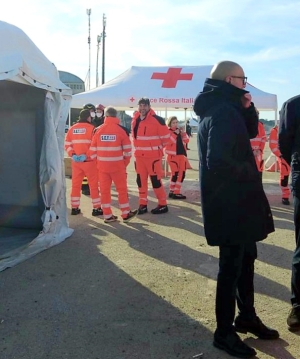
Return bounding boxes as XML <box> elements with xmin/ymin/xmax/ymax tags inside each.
<box><xmin>250</xmin><ymin>112</ymin><xmax>291</xmax><ymax>205</ymax></box>
<box><xmin>65</xmin><ymin>98</ymin><xmax>190</xmax><ymax>223</ymax></box>
<box><xmin>66</xmin><ymin>99</ymin><xmax>290</xmax><ymax>223</ymax></box>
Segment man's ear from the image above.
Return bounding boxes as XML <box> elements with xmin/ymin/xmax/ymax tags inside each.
<box><xmin>225</xmin><ymin>76</ymin><xmax>231</xmax><ymax>84</ymax></box>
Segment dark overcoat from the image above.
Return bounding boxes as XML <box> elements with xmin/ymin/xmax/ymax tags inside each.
<box><xmin>279</xmin><ymin>95</ymin><xmax>300</xmax><ymax>197</ymax></box>
<box><xmin>194</xmin><ymin>78</ymin><xmax>274</xmax><ymax>246</ymax></box>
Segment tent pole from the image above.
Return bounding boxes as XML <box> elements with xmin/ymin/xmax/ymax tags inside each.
<box><xmin>164</xmin><ymin>107</ymin><xmax>168</xmax><ymax>178</ymax></box>
<box><xmin>275</xmin><ymin>109</ymin><xmax>278</xmax><ymax>171</ymax></box>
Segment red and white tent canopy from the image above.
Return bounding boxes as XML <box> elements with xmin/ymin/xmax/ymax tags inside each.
<box><xmin>71</xmin><ymin>66</ymin><xmax>277</xmax><ymax>111</ymax></box>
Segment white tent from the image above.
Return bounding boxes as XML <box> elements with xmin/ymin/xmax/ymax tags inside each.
<box><xmin>0</xmin><ymin>21</ymin><xmax>73</xmax><ymax>271</ymax></box>
<box><xmin>71</xmin><ymin>66</ymin><xmax>277</xmax><ymax>112</ymax></box>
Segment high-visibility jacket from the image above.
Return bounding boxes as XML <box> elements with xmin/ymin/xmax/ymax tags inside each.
<box><xmin>131</xmin><ymin>109</ymin><xmax>170</xmax><ymax>158</ymax></box>
<box><xmin>65</xmin><ymin>121</ymin><xmax>95</xmax><ymax>160</ymax></box>
<box><xmin>250</xmin><ymin>121</ymin><xmax>266</xmax><ymax>172</ymax></box>
<box><xmin>269</xmin><ymin>125</ymin><xmax>281</xmax><ymax>157</ymax></box>
<box><xmin>89</xmin><ymin>116</ymin><xmax>132</xmax><ymax>172</ymax></box>
<box><xmin>250</xmin><ymin>121</ymin><xmax>266</xmax><ymax>152</ymax></box>
<box><xmin>165</xmin><ymin>128</ymin><xmax>189</xmax><ymax>156</ymax></box>
<box><xmin>269</xmin><ymin>125</ymin><xmax>291</xmax><ymax>198</ymax></box>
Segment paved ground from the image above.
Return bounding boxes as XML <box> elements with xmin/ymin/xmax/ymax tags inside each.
<box><xmin>1</xmin><ymin>137</ymin><xmax>299</xmax><ymax>359</ymax></box>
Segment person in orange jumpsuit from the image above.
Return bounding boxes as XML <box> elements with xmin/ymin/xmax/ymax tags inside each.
<box><xmin>269</xmin><ymin>124</ymin><xmax>291</xmax><ymax>205</ymax></box>
<box><xmin>250</xmin><ymin>110</ymin><xmax>266</xmax><ymax>181</ymax></box>
<box><xmin>131</xmin><ymin>98</ymin><xmax>170</xmax><ymax>215</ymax></box>
<box><xmin>165</xmin><ymin>116</ymin><xmax>189</xmax><ymax>199</ymax></box>
<box><xmin>88</xmin><ymin>106</ymin><xmax>137</xmax><ymax>223</ymax></box>
<box><xmin>65</xmin><ymin>109</ymin><xmax>102</xmax><ymax>216</ymax></box>
<box><xmin>80</xmin><ymin>103</ymin><xmax>97</xmax><ymax>195</ymax></box>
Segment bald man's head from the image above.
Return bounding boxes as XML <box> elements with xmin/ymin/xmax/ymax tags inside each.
<box><xmin>210</xmin><ymin>61</ymin><xmax>246</xmax><ymax>89</ymax></box>
<box><xmin>210</xmin><ymin>61</ymin><xmax>242</xmax><ymax>79</ymax></box>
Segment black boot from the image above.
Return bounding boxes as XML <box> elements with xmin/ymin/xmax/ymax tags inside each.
<box><xmin>213</xmin><ymin>329</ymin><xmax>256</xmax><ymax>358</ymax></box>
<box><xmin>234</xmin><ymin>315</ymin><xmax>279</xmax><ymax>339</ymax></box>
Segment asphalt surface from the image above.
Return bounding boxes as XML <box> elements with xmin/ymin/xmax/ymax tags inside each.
<box><xmin>1</xmin><ymin>137</ymin><xmax>299</xmax><ymax>359</ymax></box>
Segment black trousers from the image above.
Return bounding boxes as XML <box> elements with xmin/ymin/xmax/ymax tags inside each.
<box><xmin>292</xmin><ymin>196</ymin><xmax>300</xmax><ymax>306</ymax></box>
<box><xmin>216</xmin><ymin>242</ymin><xmax>257</xmax><ymax>333</ymax></box>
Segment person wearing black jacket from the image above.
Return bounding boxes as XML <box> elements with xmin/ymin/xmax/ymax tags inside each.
<box><xmin>185</xmin><ymin>120</ymin><xmax>192</xmax><ymax>150</ymax></box>
<box><xmin>165</xmin><ymin>116</ymin><xmax>189</xmax><ymax>199</ymax></box>
<box><xmin>194</xmin><ymin>60</ymin><xmax>278</xmax><ymax>358</ymax></box>
<box><xmin>93</xmin><ymin>103</ymin><xmax>105</xmax><ymax>128</ymax></box>
<box><xmin>279</xmin><ymin>95</ymin><xmax>300</xmax><ymax>330</ymax></box>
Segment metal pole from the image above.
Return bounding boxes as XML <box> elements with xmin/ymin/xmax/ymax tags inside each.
<box><xmin>102</xmin><ymin>14</ymin><xmax>106</xmax><ymax>85</ymax></box>
<box><xmin>86</xmin><ymin>9</ymin><xmax>91</xmax><ymax>90</ymax></box>
<box><xmin>96</xmin><ymin>35</ymin><xmax>101</xmax><ymax>87</ymax></box>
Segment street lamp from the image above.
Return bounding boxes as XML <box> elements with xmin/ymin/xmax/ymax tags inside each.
<box><xmin>101</xmin><ymin>14</ymin><xmax>106</xmax><ymax>84</ymax></box>
<box><xmin>96</xmin><ymin>34</ymin><xmax>102</xmax><ymax>87</ymax></box>
<box><xmin>86</xmin><ymin>8</ymin><xmax>91</xmax><ymax>90</ymax></box>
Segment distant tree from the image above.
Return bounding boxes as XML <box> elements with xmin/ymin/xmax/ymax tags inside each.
<box><xmin>259</xmin><ymin>119</ymin><xmax>275</xmax><ymax>135</ymax></box>
<box><xmin>260</xmin><ymin>119</ymin><xmax>275</xmax><ymax>127</ymax></box>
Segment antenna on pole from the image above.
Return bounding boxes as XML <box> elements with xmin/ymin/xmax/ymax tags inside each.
<box><xmin>86</xmin><ymin>8</ymin><xmax>91</xmax><ymax>90</ymax></box>
<box><xmin>96</xmin><ymin>35</ymin><xmax>102</xmax><ymax>87</ymax></box>
<box><xmin>102</xmin><ymin>13</ymin><xmax>106</xmax><ymax>85</ymax></box>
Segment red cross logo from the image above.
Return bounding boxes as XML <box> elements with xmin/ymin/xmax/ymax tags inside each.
<box><xmin>129</xmin><ymin>97</ymin><xmax>135</xmax><ymax>102</ymax></box>
<box><xmin>151</xmin><ymin>68</ymin><xmax>193</xmax><ymax>88</ymax></box>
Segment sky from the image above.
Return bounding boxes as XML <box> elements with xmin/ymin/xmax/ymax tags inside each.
<box><xmin>2</xmin><ymin>0</ymin><xmax>300</xmax><ymax>120</ymax></box>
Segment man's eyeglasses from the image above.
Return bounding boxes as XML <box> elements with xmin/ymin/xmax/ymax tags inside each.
<box><xmin>231</xmin><ymin>76</ymin><xmax>247</xmax><ymax>85</ymax></box>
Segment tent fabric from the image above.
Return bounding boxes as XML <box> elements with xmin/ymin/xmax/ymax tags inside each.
<box><xmin>71</xmin><ymin>66</ymin><xmax>277</xmax><ymax>111</ymax></box>
<box><xmin>0</xmin><ymin>20</ymin><xmax>73</xmax><ymax>271</ymax></box>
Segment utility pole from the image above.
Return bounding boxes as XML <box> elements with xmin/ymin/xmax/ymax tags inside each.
<box><xmin>101</xmin><ymin>14</ymin><xmax>106</xmax><ymax>85</ymax></box>
<box><xmin>96</xmin><ymin>35</ymin><xmax>102</xmax><ymax>87</ymax></box>
<box><xmin>86</xmin><ymin>8</ymin><xmax>91</xmax><ymax>90</ymax></box>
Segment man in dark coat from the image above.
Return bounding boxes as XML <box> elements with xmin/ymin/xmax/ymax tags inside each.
<box><xmin>279</xmin><ymin>95</ymin><xmax>300</xmax><ymax>330</ymax></box>
<box><xmin>194</xmin><ymin>61</ymin><xmax>278</xmax><ymax>358</ymax></box>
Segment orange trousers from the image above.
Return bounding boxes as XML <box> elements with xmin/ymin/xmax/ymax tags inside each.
<box><xmin>278</xmin><ymin>157</ymin><xmax>291</xmax><ymax>199</ymax></box>
<box><xmin>98</xmin><ymin>169</ymin><xmax>130</xmax><ymax>219</ymax></box>
<box><xmin>135</xmin><ymin>157</ymin><xmax>167</xmax><ymax>206</ymax></box>
<box><xmin>253</xmin><ymin>151</ymin><xmax>264</xmax><ymax>172</ymax></box>
<box><xmin>71</xmin><ymin>161</ymin><xmax>101</xmax><ymax>209</ymax></box>
<box><xmin>166</xmin><ymin>154</ymin><xmax>186</xmax><ymax>194</ymax></box>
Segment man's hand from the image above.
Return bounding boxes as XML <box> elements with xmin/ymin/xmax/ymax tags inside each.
<box><xmin>72</xmin><ymin>154</ymin><xmax>80</xmax><ymax>162</ymax></box>
<box><xmin>72</xmin><ymin>154</ymin><xmax>86</xmax><ymax>162</ymax></box>
<box><xmin>78</xmin><ymin>154</ymin><xmax>87</xmax><ymax>162</ymax></box>
<box><xmin>241</xmin><ymin>93</ymin><xmax>252</xmax><ymax>108</ymax></box>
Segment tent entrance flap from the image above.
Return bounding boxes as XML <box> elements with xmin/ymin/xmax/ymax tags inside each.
<box><xmin>0</xmin><ymin>81</ymin><xmax>45</xmax><ymax>230</ymax></box>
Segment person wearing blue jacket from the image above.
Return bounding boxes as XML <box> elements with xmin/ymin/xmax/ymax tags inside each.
<box><xmin>194</xmin><ymin>60</ymin><xmax>278</xmax><ymax>358</ymax></box>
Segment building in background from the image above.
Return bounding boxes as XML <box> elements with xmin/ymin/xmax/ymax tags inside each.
<box><xmin>59</xmin><ymin>71</ymin><xmax>85</xmax><ymax>129</ymax></box>
<box><xmin>58</xmin><ymin>71</ymin><xmax>85</xmax><ymax>95</ymax></box>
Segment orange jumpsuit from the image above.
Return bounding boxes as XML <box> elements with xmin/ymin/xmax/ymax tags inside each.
<box><xmin>269</xmin><ymin>125</ymin><xmax>291</xmax><ymax>199</ymax></box>
<box><xmin>250</xmin><ymin>121</ymin><xmax>266</xmax><ymax>173</ymax></box>
<box><xmin>131</xmin><ymin>109</ymin><xmax>170</xmax><ymax>206</ymax></box>
<box><xmin>65</xmin><ymin>121</ymin><xmax>101</xmax><ymax>210</ymax></box>
<box><xmin>165</xmin><ymin>128</ymin><xmax>189</xmax><ymax>194</ymax></box>
<box><xmin>88</xmin><ymin>117</ymin><xmax>132</xmax><ymax>219</ymax></box>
